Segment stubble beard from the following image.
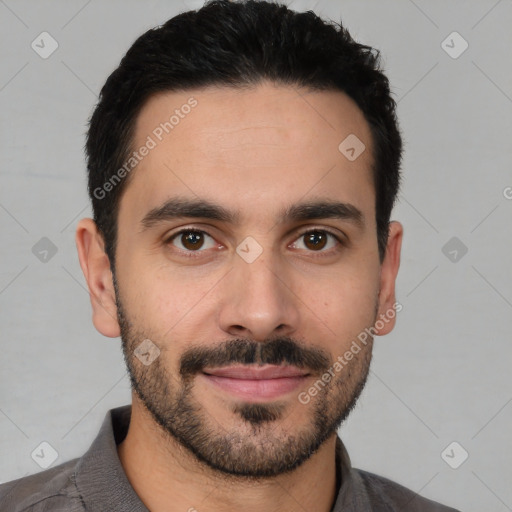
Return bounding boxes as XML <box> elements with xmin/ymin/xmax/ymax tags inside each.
<box><xmin>114</xmin><ymin>277</ymin><xmax>375</xmax><ymax>479</ymax></box>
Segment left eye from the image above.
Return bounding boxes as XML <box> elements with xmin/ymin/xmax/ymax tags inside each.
<box><xmin>291</xmin><ymin>230</ymin><xmax>340</xmax><ymax>252</ymax></box>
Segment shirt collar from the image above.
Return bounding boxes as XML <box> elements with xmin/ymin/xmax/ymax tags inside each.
<box><xmin>332</xmin><ymin>435</ymin><xmax>372</xmax><ymax>511</ymax></box>
<box><xmin>73</xmin><ymin>404</ymin><xmax>148</xmax><ymax>511</ymax></box>
<box><xmin>73</xmin><ymin>404</ymin><xmax>370</xmax><ymax>512</ymax></box>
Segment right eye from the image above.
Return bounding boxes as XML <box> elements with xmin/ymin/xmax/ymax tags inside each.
<box><xmin>166</xmin><ymin>229</ymin><xmax>218</xmax><ymax>256</ymax></box>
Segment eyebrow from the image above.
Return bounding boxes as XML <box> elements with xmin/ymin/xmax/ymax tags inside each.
<box><xmin>140</xmin><ymin>196</ymin><xmax>365</xmax><ymax>231</ymax></box>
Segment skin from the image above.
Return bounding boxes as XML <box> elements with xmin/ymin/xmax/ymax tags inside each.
<box><xmin>76</xmin><ymin>81</ymin><xmax>402</xmax><ymax>512</ymax></box>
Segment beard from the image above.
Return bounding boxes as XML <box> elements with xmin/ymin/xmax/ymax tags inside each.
<box><xmin>114</xmin><ymin>276</ymin><xmax>376</xmax><ymax>479</ymax></box>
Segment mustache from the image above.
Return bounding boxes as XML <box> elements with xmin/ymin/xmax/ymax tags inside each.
<box><xmin>179</xmin><ymin>337</ymin><xmax>332</xmax><ymax>379</ymax></box>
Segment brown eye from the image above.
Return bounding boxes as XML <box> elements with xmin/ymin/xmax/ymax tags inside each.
<box><xmin>291</xmin><ymin>229</ymin><xmax>341</xmax><ymax>254</ymax></box>
<box><xmin>168</xmin><ymin>230</ymin><xmax>216</xmax><ymax>253</ymax></box>
<box><xmin>181</xmin><ymin>231</ymin><xmax>204</xmax><ymax>250</ymax></box>
<box><xmin>303</xmin><ymin>231</ymin><xmax>328</xmax><ymax>251</ymax></box>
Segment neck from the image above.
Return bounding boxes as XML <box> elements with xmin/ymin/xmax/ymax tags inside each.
<box><xmin>117</xmin><ymin>400</ymin><xmax>339</xmax><ymax>512</ymax></box>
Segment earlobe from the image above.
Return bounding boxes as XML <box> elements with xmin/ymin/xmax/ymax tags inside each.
<box><xmin>75</xmin><ymin>218</ymin><xmax>121</xmax><ymax>338</ymax></box>
<box><xmin>373</xmin><ymin>221</ymin><xmax>403</xmax><ymax>336</ymax></box>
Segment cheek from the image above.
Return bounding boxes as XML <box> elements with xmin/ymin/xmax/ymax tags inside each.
<box><xmin>299</xmin><ymin>267</ymin><xmax>379</xmax><ymax>345</ymax></box>
<box><xmin>119</xmin><ymin>259</ymin><xmax>219</xmax><ymax>340</ymax></box>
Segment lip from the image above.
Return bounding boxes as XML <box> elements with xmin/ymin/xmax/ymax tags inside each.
<box><xmin>202</xmin><ymin>364</ymin><xmax>309</xmax><ymax>380</ymax></box>
<box><xmin>200</xmin><ymin>365</ymin><xmax>310</xmax><ymax>402</ymax></box>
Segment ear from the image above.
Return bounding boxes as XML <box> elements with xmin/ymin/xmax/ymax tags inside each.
<box><xmin>75</xmin><ymin>218</ymin><xmax>120</xmax><ymax>338</ymax></box>
<box><xmin>373</xmin><ymin>220</ymin><xmax>403</xmax><ymax>336</ymax></box>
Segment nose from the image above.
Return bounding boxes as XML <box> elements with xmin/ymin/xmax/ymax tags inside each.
<box><xmin>217</xmin><ymin>251</ymin><xmax>300</xmax><ymax>342</ymax></box>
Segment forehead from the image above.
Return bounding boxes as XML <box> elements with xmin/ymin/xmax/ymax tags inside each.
<box><xmin>120</xmin><ymin>82</ymin><xmax>375</xmax><ymax>227</ymax></box>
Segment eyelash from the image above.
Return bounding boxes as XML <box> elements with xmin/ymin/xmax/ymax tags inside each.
<box><xmin>164</xmin><ymin>227</ymin><xmax>345</xmax><ymax>258</ymax></box>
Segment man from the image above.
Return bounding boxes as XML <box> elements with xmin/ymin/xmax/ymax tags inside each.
<box><xmin>0</xmin><ymin>1</ymin><xmax>460</xmax><ymax>510</ymax></box>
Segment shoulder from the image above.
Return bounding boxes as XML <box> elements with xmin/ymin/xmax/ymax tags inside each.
<box><xmin>354</xmin><ymin>468</ymin><xmax>461</xmax><ymax>512</ymax></box>
<box><xmin>0</xmin><ymin>458</ymin><xmax>84</xmax><ymax>512</ymax></box>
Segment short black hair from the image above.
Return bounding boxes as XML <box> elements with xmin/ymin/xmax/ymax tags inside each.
<box><xmin>86</xmin><ymin>0</ymin><xmax>402</xmax><ymax>266</ymax></box>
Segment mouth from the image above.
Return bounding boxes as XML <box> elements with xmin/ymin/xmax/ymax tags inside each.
<box><xmin>200</xmin><ymin>364</ymin><xmax>310</xmax><ymax>402</ymax></box>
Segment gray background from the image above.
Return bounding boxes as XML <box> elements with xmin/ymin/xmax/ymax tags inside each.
<box><xmin>1</xmin><ymin>0</ymin><xmax>511</xmax><ymax>510</ymax></box>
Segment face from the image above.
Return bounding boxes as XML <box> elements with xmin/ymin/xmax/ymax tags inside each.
<box><xmin>102</xmin><ymin>82</ymin><xmax>396</xmax><ymax>477</ymax></box>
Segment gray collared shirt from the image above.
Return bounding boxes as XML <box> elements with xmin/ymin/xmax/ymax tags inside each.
<box><xmin>0</xmin><ymin>405</ymin><xmax>460</xmax><ymax>511</ymax></box>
